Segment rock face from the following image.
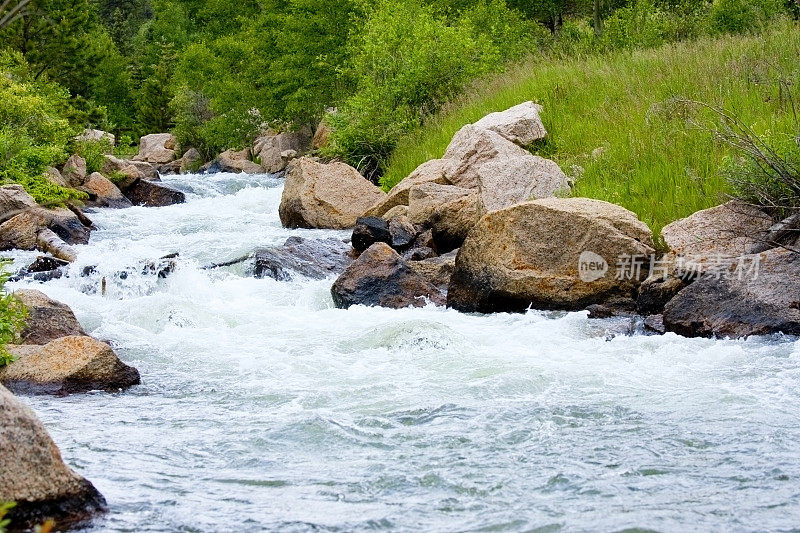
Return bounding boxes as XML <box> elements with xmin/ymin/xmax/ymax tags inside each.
<box><xmin>133</xmin><ymin>133</ymin><xmax>177</xmax><ymax>164</ymax></box>
<box><xmin>15</xmin><ymin>289</ymin><xmax>87</xmax><ymax>345</ymax></box>
<box><xmin>472</xmin><ymin>101</ymin><xmax>547</xmax><ymax>146</ymax></box>
<box><xmin>250</xmin><ymin>236</ymin><xmax>353</xmax><ymax>280</ymax></box>
<box><xmin>279</xmin><ymin>158</ymin><xmax>386</xmax><ymax>229</ymax></box>
<box><xmin>661</xmin><ymin>200</ymin><xmax>773</xmax><ymax>262</ymax></box>
<box><xmin>255</xmin><ymin>127</ymin><xmax>312</xmax><ymax>174</ymax></box>
<box><xmin>662</xmin><ymin>248</ymin><xmax>800</xmax><ymax>338</ymax></box>
<box><xmin>123</xmin><ymin>179</ymin><xmax>186</xmax><ymax>207</ymax></box>
<box><xmin>447</xmin><ymin>198</ymin><xmax>655</xmax><ymax>313</ymax></box>
<box><xmin>1</xmin><ymin>336</ymin><xmax>141</xmax><ymax>395</ymax></box>
<box><xmin>331</xmin><ymin>242</ymin><xmax>445</xmax><ymax>309</ymax></box>
<box><xmin>81</xmin><ymin>172</ymin><xmax>132</xmax><ymax>209</ymax></box>
<box><xmin>0</xmin><ymin>384</ymin><xmax>107</xmax><ymax>528</ymax></box>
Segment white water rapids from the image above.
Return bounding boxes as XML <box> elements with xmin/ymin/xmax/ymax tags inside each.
<box><xmin>7</xmin><ymin>172</ymin><xmax>800</xmax><ymax>531</ymax></box>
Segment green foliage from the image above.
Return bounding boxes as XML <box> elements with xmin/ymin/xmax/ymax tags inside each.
<box><xmin>0</xmin><ymin>266</ymin><xmax>27</xmax><ymax>367</ymax></box>
<box><xmin>325</xmin><ymin>0</ymin><xmax>534</xmax><ymax>178</ymax></box>
<box><xmin>383</xmin><ymin>23</ymin><xmax>800</xmax><ymax>236</ymax></box>
<box><xmin>708</xmin><ymin>0</ymin><xmax>784</xmax><ymax>34</ymax></box>
<box><xmin>72</xmin><ymin>138</ymin><xmax>113</xmax><ymax>174</ymax></box>
<box><xmin>0</xmin><ymin>502</ymin><xmax>15</xmax><ymax>533</ymax></box>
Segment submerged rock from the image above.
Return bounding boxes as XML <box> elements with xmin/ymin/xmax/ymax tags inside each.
<box><xmin>1</xmin><ymin>336</ymin><xmax>141</xmax><ymax>395</ymax></box>
<box><xmin>251</xmin><ymin>236</ymin><xmax>353</xmax><ymax>281</ymax></box>
<box><xmin>0</xmin><ymin>384</ymin><xmax>107</xmax><ymax>528</ymax></box>
<box><xmin>447</xmin><ymin>198</ymin><xmax>655</xmax><ymax>313</ymax></box>
<box><xmin>15</xmin><ymin>289</ymin><xmax>87</xmax><ymax>345</ymax></box>
<box><xmin>662</xmin><ymin>248</ymin><xmax>800</xmax><ymax>338</ymax></box>
<box><xmin>331</xmin><ymin>242</ymin><xmax>445</xmax><ymax>309</ymax></box>
<box><xmin>279</xmin><ymin>157</ymin><xmax>386</xmax><ymax>229</ymax></box>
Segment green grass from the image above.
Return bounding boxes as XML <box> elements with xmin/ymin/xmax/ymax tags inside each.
<box><xmin>383</xmin><ymin>21</ymin><xmax>800</xmax><ymax>236</ymax></box>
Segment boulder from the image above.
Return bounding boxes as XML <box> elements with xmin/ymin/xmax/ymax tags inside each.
<box><xmin>1</xmin><ymin>336</ymin><xmax>141</xmax><ymax>395</ymax></box>
<box><xmin>122</xmin><ymin>179</ymin><xmax>185</xmax><ymax>207</ymax></box>
<box><xmin>364</xmin><ymin>159</ymin><xmax>451</xmax><ymax>218</ymax></box>
<box><xmin>103</xmin><ymin>155</ymin><xmax>159</xmax><ymax>180</ymax></box>
<box><xmin>133</xmin><ymin>133</ymin><xmax>177</xmax><ymax>164</ymax></box>
<box><xmin>62</xmin><ymin>155</ymin><xmax>87</xmax><ymax>187</ymax></box>
<box><xmin>13</xmin><ymin>256</ymin><xmax>69</xmax><ymax>282</ymax></box>
<box><xmin>0</xmin><ymin>211</ymin><xmax>45</xmax><ymax>251</ymax></box>
<box><xmin>0</xmin><ymin>184</ymin><xmax>38</xmax><ymax>221</ymax></box>
<box><xmin>45</xmin><ymin>207</ymin><xmax>92</xmax><ymax>245</ymax></box>
<box><xmin>447</xmin><ymin>198</ymin><xmax>655</xmax><ymax>313</ymax></box>
<box><xmin>214</xmin><ymin>148</ymin><xmax>262</xmax><ymax>174</ymax></box>
<box><xmin>0</xmin><ymin>384</ymin><xmax>106</xmax><ymax>528</ymax></box>
<box><xmin>475</xmin><ymin>154</ymin><xmax>570</xmax><ymax>212</ymax></box>
<box><xmin>75</xmin><ymin>128</ymin><xmax>115</xmax><ymax>146</ymax></box>
<box><xmin>407</xmin><ymin>250</ymin><xmax>458</xmax><ymax>290</ymax></box>
<box><xmin>311</xmin><ymin>122</ymin><xmax>331</xmax><ymax>150</ymax></box>
<box><xmin>382</xmin><ymin>205</ymin><xmax>409</xmax><ymax>221</ymax></box>
<box><xmin>15</xmin><ymin>289</ymin><xmax>87</xmax><ymax>345</ymax></box>
<box><xmin>407</xmin><ymin>183</ymin><xmax>475</xmax><ymax>226</ymax></box>
<box><xmin>352</xmin><ymin>216</ymin><xmax>392</xmax><ymax>252</ymax></box>
<box><xmin>331</xmin><ymin>242</ymin><xmax>445</xmax><ymax>309</ymax></box>
<box><xmin>442</xmin><ymin>125</ymin><xmax>532</xmax><ymax>190</ymax></box>
<box><xmin>425</xmin><ymin>190</ymin><xmax>486</xmax><ymax>253</ymax></box>
<box><xmin>388</xmin><ymin>215</ymin><xmax>417</xmax><ymax>249</ymax></box>
<box><xmin>254</xmin><ymin>127</ymin><xmax>313</xmax><ymax>174</ymax></box>
<box><xmin>279</xmin><ymin>157</ymin><xmax>386</xmax><ymax>229</ymax></box>
<box><xmin>250</xmin><ymin>237</ymin><xmax>353</xmax><ymax>280</ymax></box>
<box><xmin>80</xmin><ymin>172</ymin><xmax>132</xmax><ymax>209</ymax></box>
<box><xmin>662</xmin><ymin>248</ymin><xmax>800</xmax><ymax>338</ymax></box>
<box><xmin>44</xmin><ymin>167</ymin><xmax>68</xmax><ymax>188</ymax></box>
<box><xmin>403</xmin><ymin>229</ymin><xmax>438</xmax><ymax>261</ymax></box>
<box><xmin>661</xmin><ymin>200</ymin><xmax>773</xmax><ymax>264</ymax></box>
<box><xmin>179</xmin><ymin>148</ymin><xmax>203</xmax><ymax>173</ymax></box>
<box><xmin>472</xmin><ymin>101</ymin><xmax>547</xmax><ymax>146</ymax></box>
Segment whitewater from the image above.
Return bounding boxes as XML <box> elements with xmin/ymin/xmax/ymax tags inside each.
<box><xmin>7</xmin><ymin>172</ymin><xmax>800</xmax><ymax>532</ymax></box>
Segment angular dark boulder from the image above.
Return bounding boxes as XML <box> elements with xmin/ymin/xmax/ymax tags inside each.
<box><xmin>351</xmin><ymin>216</ymin><xmax>392</xmax><ymax>252</ymax></box>
<box><xmin>662</xmin><ymin>249</ymin><xmax>800</xmax><ymax>338</ymax></box>
<box><xmin>331</xmin><ymin>242</ymin><xmax>445</xmax><ymax>309</ymax></box>
<box><xmin>123</xmin><ymin>179</ymin><xmax>186</xmax><ymax>207</ymax></box>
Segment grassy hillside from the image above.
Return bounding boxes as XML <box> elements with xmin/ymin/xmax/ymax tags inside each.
<box><xmin>382</xmin><ymin>22</ymin><xmax>800</xmax><ymax>236</ymax></box>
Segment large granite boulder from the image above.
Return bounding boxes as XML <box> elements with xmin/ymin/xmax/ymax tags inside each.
<box><xmin>331</xmin><ymin>242</ymin><xmax>445</xmax><ymax>309</ymax></box>
<box><xmin>472</xmin><ymin>101</ymin><xmax>547</xmax><ymax>146</ymax></box>
<box><xmin>214</xmin><ymin>148</ymin><xmax>263</xmax><ymax>174</ymax></box>
<box><xmin>447</xmin><ymin>198</ymin><xmax>655</xmax><ymax>313</ymax></box>
<box><xmin>15</xmin><ymin>289</ymin><xmax>87</xmax><ymax>345</ymax></box>
<box><xmin>133</xmin><ymin>133</ymin><xmax>177</xmax><ymax>164</ymax></box>
<box><xmin>364</xmin><ymin>159</ymin><xmax>451</xmax><ymax>218</ymax></box>
<box><xmin>0</xmin><ymin>184</ymin><xmax>38</xmax><ymax>220</ymax></box>
<box><xmin>279</xmin><ymin>158</ymin><xmax>386</xmax><ymax>229</ymax></box>
<box><xmin>62</xmin><ymin>155</ymin><xmax>87</xmax><ymax>187</ymax></box>
<box><xmin>0</xmin><ymin>384</ymin><xmax>106</xmax><ymax>528</ymax></box>
<box><xmin>1</xmin><ymin>336</ymin><xmax>141</xmax><ymax>395</ymax></box>
<box><xmin>662</xmin><ymin>248</ymin><xmax>800</xmax><ymax>338</ymax></box>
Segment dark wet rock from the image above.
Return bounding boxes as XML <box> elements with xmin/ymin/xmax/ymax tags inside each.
<box><xmin>14</xmin><ymin>289</ymin><xmax>87</xmax><ymax>345</ymax></box>
<box><xmin>644</xmin><ymin>314</ymin><xmax>666</xmax><ymax>334</ymax></box>
<box><xmin>388</xmin><ymin>215</ymin><xmax>417</xmax><ymax>249</ymax></box>
<box><xmin>662</xmin><ymin>248</ymin><xmax>800</xmax><ymax>338</ymax></box>
<box><xmin>123</xmin><ymin>179</ymin><xmax>186</xmax><ymax>207</ymax></box>
<box><xmin>407</xmin><ymin>250</ymin><xmax>457</xmax><ymax>290</ymax></box>
<box><xmin>352</xmin><ymin>216</ymin><xmax>391</xmax><ymax>252</ymax></box>
<box><xmin>402</xmin><ymin>229</ymin><xmax>437</xmax><ymax>261</ymax></box>
<box><xmin>587</xmin><ymin>297</ymin><xmax>637</xmax><ymax>319</ymax></box>
<box><xmin>0</xmin><ymin>384</ymin><xmax>107</xmax><ymax>528</ymax></box>
<box><xmin>636</xmin><ymin>261</ymin><xmax>690</xmax><ymax>315</ymax></box>
<box><xmin>331</xmin><ymin>242</ymin><xmax>445</xmax><ymax>309</ymax></box>
<box><xmin>251</xmin><ymin>237</ymin><xmax>353</xmax><ymax>281</ymax></box>
<box><xmin>2</xmin><ymin>336</ymin><xmax>141</xmax><ymax>395</ymax></box>
<box><xmin>143</xmin><ymin>253</ymin><xmax>179</xmax><ymax>278</ymax></box>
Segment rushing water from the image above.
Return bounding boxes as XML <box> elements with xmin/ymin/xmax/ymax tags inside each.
<box><xmin>7</xmin><ymin>172</ymin><xmax>800</xmax><ymax>532</ymax></box>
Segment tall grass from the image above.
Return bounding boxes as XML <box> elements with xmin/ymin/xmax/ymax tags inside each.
<box><xmin>383</xmin><ymin>21</ymin><xmax>800</xmax><ymax>236</ymax></box>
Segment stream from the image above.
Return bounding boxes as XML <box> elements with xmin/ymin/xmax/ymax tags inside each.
<box><xmin>7</xmin><ymin>172</ymin><xmax>800</xmax><ymax>532</ymax></box>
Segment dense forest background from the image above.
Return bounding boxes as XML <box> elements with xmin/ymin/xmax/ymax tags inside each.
<box><xmin>0</xmin><ymin>0</ymin><xmax>797</xmax><ymax>195</ymax></box>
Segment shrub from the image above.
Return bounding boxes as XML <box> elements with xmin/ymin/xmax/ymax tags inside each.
<box><xmin>72</xmin><ymin>138</ymin><xmax>114</xmax><ymax>174</ymax></box>
<box><xmin>0</xmin><ymin>265</ymin><xmax>27</xmax><ymax>367</ymax></box>
<box><xmin>708</xmin><ymin>0</ymin><xmax>784</xmax><ymax>34</ymax></box>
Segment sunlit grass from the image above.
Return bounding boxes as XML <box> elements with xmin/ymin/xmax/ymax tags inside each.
<box><xmin>383</xmin><ymin>22</ymin><xmax>800</xmax><ymax>236</ymax></box>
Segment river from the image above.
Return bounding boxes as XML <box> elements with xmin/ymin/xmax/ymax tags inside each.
<box><xmin>8</xmin><ymin>172</ymin><xmax>800</xmax><ymax>531</ymax></box>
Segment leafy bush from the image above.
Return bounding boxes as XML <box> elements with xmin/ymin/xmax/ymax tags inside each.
<box><xmin>708</xmin><ymin>0</ymin><xmax>784</xmax><ymax>34</ymax></box>
<box><xmin>72</xmin><ymin>138</ymin><xmax>114</xmax><ymax>174</ymax></box>
<box><xmin>0</xmin><ymin>265</ymin><xmax>27</xmax><ymax>367</ymax></box>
